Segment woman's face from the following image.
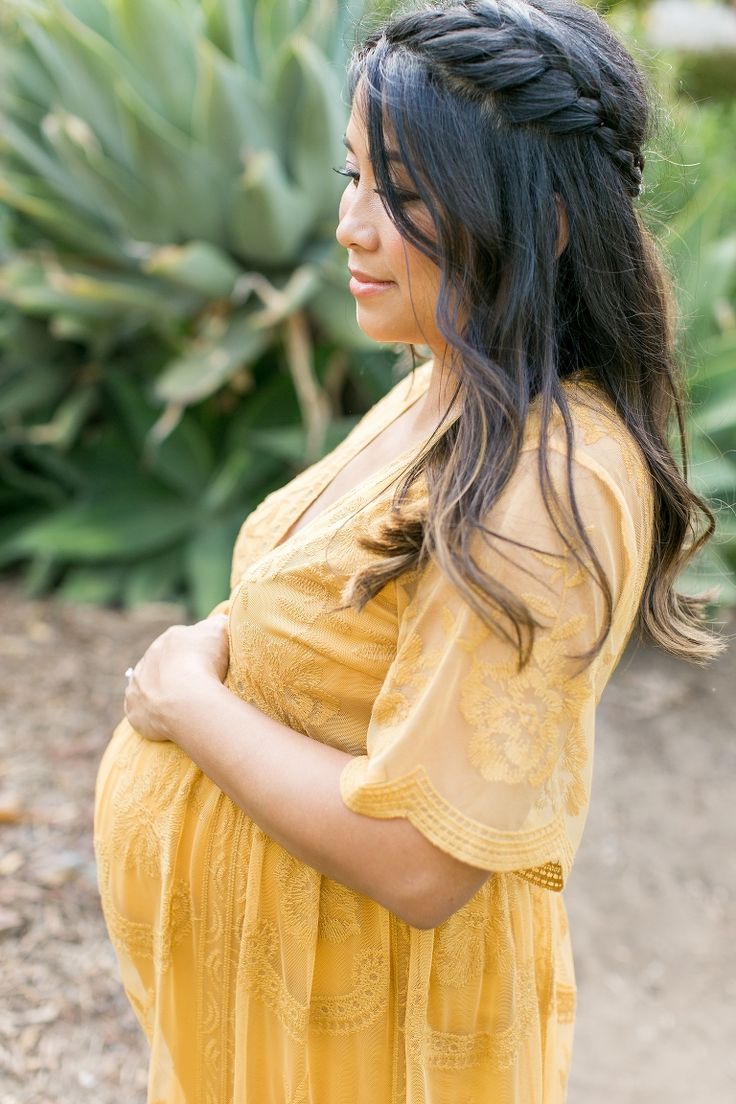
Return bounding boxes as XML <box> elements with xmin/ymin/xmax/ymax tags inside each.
<box><xmin>335</xmin><ymin>101</ymin><xmax>445</xmax><ymax>355</ymax></box>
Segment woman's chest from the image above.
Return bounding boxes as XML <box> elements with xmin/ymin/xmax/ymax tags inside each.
<box><xmin>224</xmin><ymin>427</ymin><xmax>430</xmax><ymax>749</ymax></box>
<box><xmin>274</xmin><ymin>411</ymin><xmax>432</xmax><ymax>551</ymax></box>
<box><xmin>225</xmin><ymin>524</ymin><xmax>412</xmax><ymax>753</ymax></box>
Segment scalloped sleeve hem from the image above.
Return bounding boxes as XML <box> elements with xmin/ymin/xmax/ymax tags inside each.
<box><xmin>339</xmin><ymin>757</ymin><xmax>574</xmax><ymax>892</ymax></box>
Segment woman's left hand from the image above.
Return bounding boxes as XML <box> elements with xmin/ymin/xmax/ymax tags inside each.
<box><xmin>124</xmin><ymin>613</ymin><xmax>230</xmax><ymax>743</ymax></box>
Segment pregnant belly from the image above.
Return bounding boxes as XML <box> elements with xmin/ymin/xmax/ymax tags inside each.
<box><xmin>94</xmin><ymin>716</ymin><xmax>206</xmax><ymax>881</ymax></box>
<box><xmin>93</xmin><ymin>717</ymin><xmax>259</xmax><ymax>1067</ymax></box>
<box><xmin>93</xmin><ymin>716</ymin><xmax>245</xmax><ymax>977</ymax></box>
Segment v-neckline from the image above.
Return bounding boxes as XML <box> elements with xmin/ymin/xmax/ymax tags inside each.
<box><xmin>264</xmin><ymin>365</ymin><xmax>614</xmax><ymax>561</ymax></box>
<box><xmin>269</xmin><ymin>360</ymin><xmax>448</xmax><ymax>556</ymax></box>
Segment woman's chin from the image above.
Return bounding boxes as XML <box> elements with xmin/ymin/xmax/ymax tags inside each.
<box><xmin>354</xmin><ymin>315</ymin><xmax>417</xmax><ymax>345</ymax></box>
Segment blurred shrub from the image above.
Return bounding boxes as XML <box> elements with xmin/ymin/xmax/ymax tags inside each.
<box><xmin>675</xmin><ymin>50</ymin><xmax>736</xmax><ymax>102</ymax></box>
<box><xmin>607</xmin><ymin>2</ymin><xmax>736</xmax><ymax>604</ymax></box>
<box><xmin>0</xmin><ymin>0</ymin><xmax>400</xmax><ymax>615</ymax></box>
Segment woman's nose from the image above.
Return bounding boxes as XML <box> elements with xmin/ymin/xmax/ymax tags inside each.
<box><xmin>335</xmin><ymin>190</ymin><xmax>380</xmax><ymax>252</ymax></box>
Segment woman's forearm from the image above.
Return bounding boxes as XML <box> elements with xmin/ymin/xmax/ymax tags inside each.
<box><xmin>167</xmin><ymin>678</ymin><xmax>436</xmax><ymax>928</ymax></box>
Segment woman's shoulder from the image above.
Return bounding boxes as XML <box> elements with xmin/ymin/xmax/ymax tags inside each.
<box><xmin>522</xmin><ymin>374</ymin><xmax>651</xmax><ymax>490</ymax></box>
<box><xmin>517</xmin><ymin>374</ymin><xmax>655</xmax><ymax>568</ymax></box>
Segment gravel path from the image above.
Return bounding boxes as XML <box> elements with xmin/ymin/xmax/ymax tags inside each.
<box><xmin>0</xmin><ymin>579</ymin><xmax>733</xmax><ymax>1103</ymax></box>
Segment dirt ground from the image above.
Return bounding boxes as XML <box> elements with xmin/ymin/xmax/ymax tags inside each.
<box><xmin>0</xmin><ymin>577</ymin><xmax>734</xmax><ymax>1104</ymax></box>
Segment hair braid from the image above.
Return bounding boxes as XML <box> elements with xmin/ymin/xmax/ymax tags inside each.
<box><xmin>378</xmin><ymin>0</ymin><xmax>645</xmax><ymax>196</ymax></box>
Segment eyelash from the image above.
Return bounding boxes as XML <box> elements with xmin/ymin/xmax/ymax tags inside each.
<box><xmin>332</xmin><ymin>165</ymin><xmax>371</xmax><ymax>189</ymax></box>
<box><xmin>332</xmin><ymin>165</ymin><xmax>419</xmax><ymax>204</ymax></box>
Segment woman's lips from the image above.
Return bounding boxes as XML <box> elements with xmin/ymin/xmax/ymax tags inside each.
<box><xmin>348</xmin><ymin>273</ymin><xmax>395</xmax><ymax>297</ymax></box>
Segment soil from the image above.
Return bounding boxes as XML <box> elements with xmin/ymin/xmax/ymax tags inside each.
<box><xmin>0</xmin><ymin>578</ymin><xmax>733</xmax><ymax>1104</ymax></box>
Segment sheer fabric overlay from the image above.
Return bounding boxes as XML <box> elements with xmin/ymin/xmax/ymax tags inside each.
<box><xmin>94</xmin><ymin>359</ymin><xmax>653</xmax><ymax>1103</ymax></box>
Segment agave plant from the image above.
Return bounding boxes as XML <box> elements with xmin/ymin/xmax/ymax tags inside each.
<box><xmin>0</xmin><ymin>0</ymin><xmax>398</xmax><ymax>614</ymax></box>
<box><xmin>0</xmin><ymin>0</ymin><xmax>382</xmax><ymax>394</ymax></box>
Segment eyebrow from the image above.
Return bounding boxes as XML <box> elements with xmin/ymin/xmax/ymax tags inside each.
<box><xmin>342</xmin><ymin>135</ymin><xmax>403</xmax><ymax>162</ymax></box>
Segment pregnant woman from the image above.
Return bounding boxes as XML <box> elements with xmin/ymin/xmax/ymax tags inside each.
<box><xmin>93</xmin><ymin>2</ymin><xmax>722</xmax><ymax>1101</ymax></box>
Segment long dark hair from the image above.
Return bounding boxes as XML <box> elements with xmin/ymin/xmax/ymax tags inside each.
<box><xmin>338</xmin><ymin>0</ymin><xmax>724</xmax><ymax>666</ymax></box>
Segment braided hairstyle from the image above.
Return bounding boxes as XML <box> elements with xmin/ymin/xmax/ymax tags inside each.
<box><xmin>339</xmin><ymin>0</ymin><xmax>723</xmax><ymax>666</ymax></box>
<box><xmin>379</xmin><ymin>0</ymin><xmax>646</xmax><ymax>198</ymax></box>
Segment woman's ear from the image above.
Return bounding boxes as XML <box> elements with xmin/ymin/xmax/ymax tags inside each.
<box><xmin>554</xmin><ymin>193</ymin><xmax>569</xmax><ymax>258</ymax></box>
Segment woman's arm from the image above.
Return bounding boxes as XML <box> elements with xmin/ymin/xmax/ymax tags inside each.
<box><xmin>123</xmin><ymin>616</ymin><xmax>487</xmax><ymax>930</ymax></box>
<box><xmin>169</xmin><ymin>680</ymin><xmax>488</xmax><ymax>929</ymax></box>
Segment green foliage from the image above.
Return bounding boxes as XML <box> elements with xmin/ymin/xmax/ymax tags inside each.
<box><xmin>676</xmin><ymin>50</ymin><xmax>736</xmax><ymax>103</ymax></box>
<box><xmin>0</xmin><ymin>0</ymin><xmax>399</xmax><ymax>615</ymax></box>
<box><xmin>634</xmin><ymin>56</ymin><xmax>736</xmax><ymax>606</ymax></box>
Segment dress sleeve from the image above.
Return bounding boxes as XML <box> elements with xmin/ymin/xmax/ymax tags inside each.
<box><xmin>339</xmin><ymin>442</ymin><xmax>647</xmax><ymax>892</ymax></box>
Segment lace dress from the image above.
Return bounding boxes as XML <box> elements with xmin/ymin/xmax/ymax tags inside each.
<box><xmin>93</xmin><ymin>359</ymin><xmax>653</xmax><ymax>1103</ymax></box>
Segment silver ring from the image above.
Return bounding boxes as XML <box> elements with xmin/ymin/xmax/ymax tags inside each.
<box><xmin>125</xmin><ymin>667</ymin><xmax>135</xmax><ymax>682</ymax></box>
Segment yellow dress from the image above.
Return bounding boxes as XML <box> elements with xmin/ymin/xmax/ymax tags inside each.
<box><xmin>93</xmin><ymin>358</ymin><xmax>653</xmax><ymax>1104</ymax></box>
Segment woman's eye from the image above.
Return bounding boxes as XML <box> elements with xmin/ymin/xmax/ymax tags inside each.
<box><xmin>332</xmin><ymin>165</ymin><xmax>421</xmax><ymax>205</ymax></box>
<box><xmin>332</xmin><ymin>165</ymin><xmax>360</xmax><ymax>186</ymax></box>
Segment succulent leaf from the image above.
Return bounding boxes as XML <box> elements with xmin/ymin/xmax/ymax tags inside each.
<box><xmin>143</xmin><ymin>241</ymin><xmax>240</xmax><ymax>298</ymax></box>
<box><xmin>229</xmin><ymin>148</ymin><xmax>315</xmax><ymax>264</ymax></box>
<box><xmin>109</xmin><ymin>0</ymin><xmax>200</xmax><ymax>132</ymax></box>
<box><xmin>155</xmin><ymin>310</ymin><xmax>272</xmax><ymax>404</ymax></box>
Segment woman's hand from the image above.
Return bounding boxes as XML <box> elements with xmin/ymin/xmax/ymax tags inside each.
<box><xmin>124</xmin><ymin>613</ymin><xmax>230</xmax><ymax>743</ymax></box>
